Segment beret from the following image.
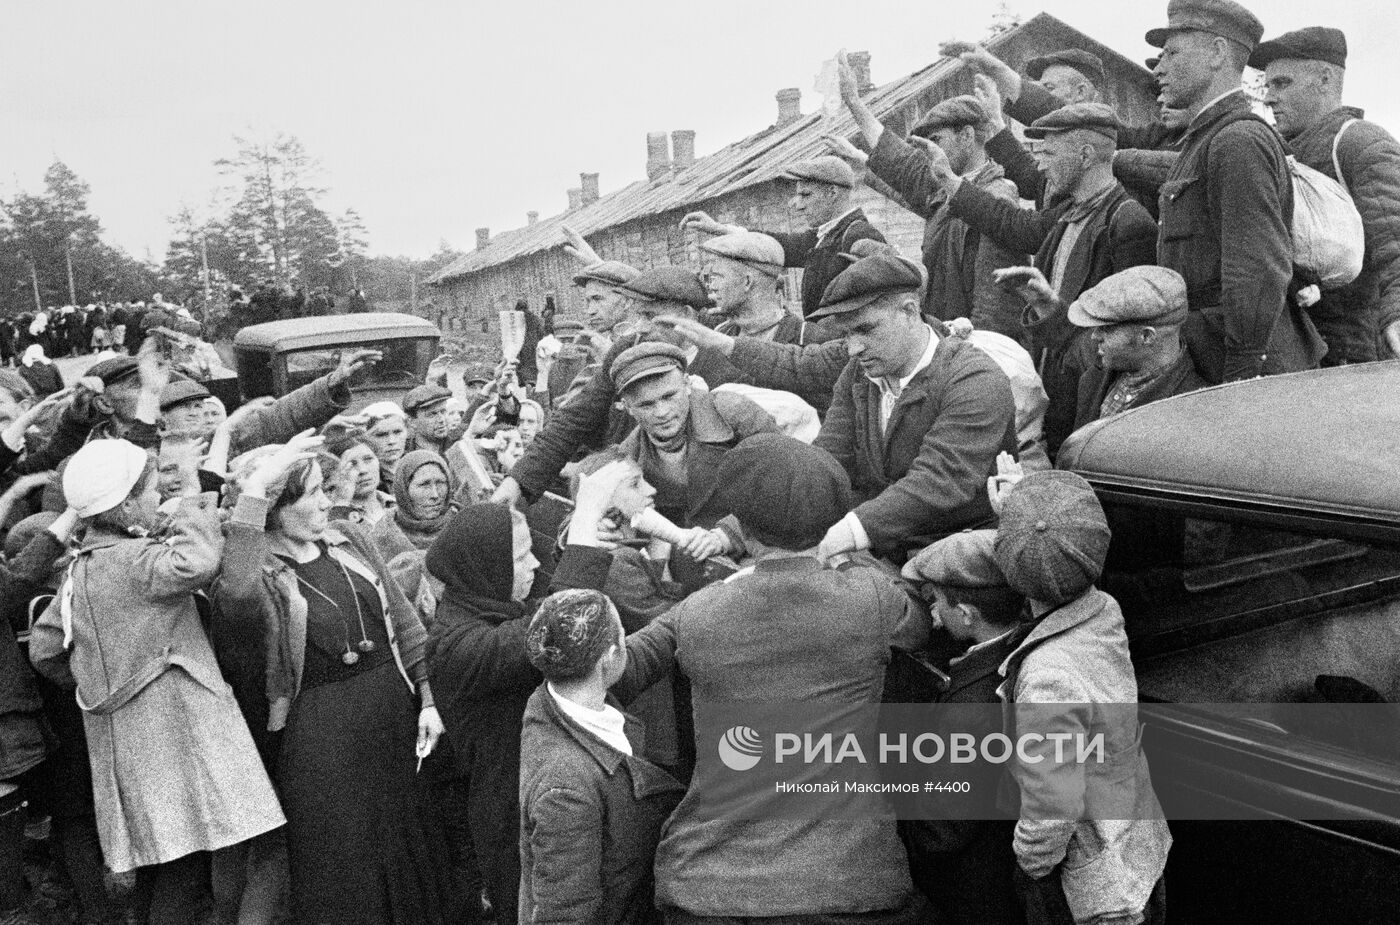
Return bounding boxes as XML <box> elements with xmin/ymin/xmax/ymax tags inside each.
<box><xmin>402</xmin><ymin>384</ymin><xmax>452</xmax><ymax>415</ymax></box>
<box><xmin>912</xmin><ymin>95</ymin><xmax>987</xmax><ymax>138</ymax></box>
<box><xmin>700</xmin><ymin>231</ymin><xmax>786</xmax><ymax>276</ymax></box>
<box><xmin>1024</xmin><ymin>103</ymin><xmax>1121</xmax><ymax>142</ymax></box>
<box><xmin>360</xmin><ymin>400</ymin><xmax>406</xmax><ymax>421</ymax></box>
<box><xmin>779</xmin><ymin>155</ymin><xmax>856</xmax><ymax>189</ymax></box>
<box><xmin>810</xmin><ymin>251</ymin><xmax>925</xmax><ymax>320</ymax></box>
<box><xmin>1249</xmin><ymin>26</ymin><xmax>1347</xmax><ymax>70</ymax></box>
<box><xmin>1146</xmin><ymin>0</ymin><xmax>1264</xmax><ymax>51</ymax></box>
<box><xmin>572</xmin><ymin>260</ymin><xmax>640</xmax><ymax>288</ymax></box>
<box><xmin>609</xmin><ymin>342</ymin><xmax>687</xmax><ymax>393</ymax></box>
<box><xmin>63</xmin><ymin>439</ymin><xmax>150</xmax><ymax>518</ymax></box>
<box><xmin>85</xmin><ymin>355</ymin><xmax>140</xmax><ymax>388</ymax></box>
<box><xmin>618</xmin><ymin>266</ymin><xmax>713</xmax><ymax>309</ymax></box>
<box><xmin>716</xmin><ymin>433</ymin><xmax>852</xmax><ymax>551</ymax></box>
<box><xmin>994</xmin><ymin>471</ymin><xmax>1111</xmax><ymax>606</ymax></box>
<box><xmin>159</xmin><ymin>378</ymin><xmax>212</xmax><ymax>413</ymax></box>
<box><xmin>902</xmin><ymin>530</ymin><xmax>1006</xmax><ymax>587</ymax></box>
<box><xmin>1026</xmin><ymin>49</ymin><xmax>1106</xmax><ymax>87</ymax></box>
<box><xmin>1067</xmin><ymin>266</ymin><xmax>1189</xmax><ymax>328</ymax></box>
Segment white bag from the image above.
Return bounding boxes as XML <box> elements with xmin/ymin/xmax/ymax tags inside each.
<box><xmin>1289</xmin><ymin>122</ymin><xmax>1364</xmax><ymax>289</ymax></box>
<box><xmin>499</xmin><ymin>310</ymin><xmax>526</xmax><ymax>361</ymax></box>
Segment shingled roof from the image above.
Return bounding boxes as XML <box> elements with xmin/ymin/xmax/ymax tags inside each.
<box><xmin>427</xmin><ymin>12</ymin><xmax>1151</xmax><ymax>286</ymax></box>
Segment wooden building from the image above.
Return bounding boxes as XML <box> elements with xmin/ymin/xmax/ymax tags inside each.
<box><xmin>426</xmin><ymin>12</ymin><xmax>1159</xmax><ymax>332</ymax></box>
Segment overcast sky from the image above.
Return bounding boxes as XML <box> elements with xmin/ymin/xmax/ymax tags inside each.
<box><xmin>3</xmin><ymin>0</ymin><xmax>1395</xmax><ymax>262</ymax></box>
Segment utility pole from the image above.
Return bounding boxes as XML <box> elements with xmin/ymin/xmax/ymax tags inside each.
<box><xmin>28</xmin><ymin>260</ymin><xmax>42</xmax><ymax>313</ymax></box>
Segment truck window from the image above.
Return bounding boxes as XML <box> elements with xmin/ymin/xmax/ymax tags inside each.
<box><xmin>282</xmin><ymin>339</ymin><xmax>433</xmax><ymax>392</ymax></box>
<box><xmin>1102</xmin><ymin>501</ymin><xmax>1400</xmax><ymax>758</ymax></box>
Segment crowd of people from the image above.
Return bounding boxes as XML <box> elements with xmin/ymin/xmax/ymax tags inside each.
<box><xmin>1</xmin><ymin>1</ymin><xmax>1398</xmax><ymax>924</ymax></box>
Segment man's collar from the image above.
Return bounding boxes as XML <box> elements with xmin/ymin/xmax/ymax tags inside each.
<box><xmin>1187</xmin><ymin>87</ymin><xmax>1246</xmax><ymax>132</ymax></box>
<box><xmin>816</xmin><ymin>206</ymin><xmax>861</xmax><ymax>243</ymax></box>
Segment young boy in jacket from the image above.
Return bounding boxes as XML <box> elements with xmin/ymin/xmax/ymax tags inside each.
<box><xmin>989</xmin><ymin>468</ymin><xmax>1171</xmax><ymax>925</ymax></box>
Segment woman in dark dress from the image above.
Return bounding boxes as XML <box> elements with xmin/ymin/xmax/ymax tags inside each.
<box><xmin>216</xmin><ymin>435</ymin><xmax>448</xmax><ymax>925</ymax></box>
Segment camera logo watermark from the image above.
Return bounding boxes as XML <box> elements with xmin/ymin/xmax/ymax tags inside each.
<box><xmin>718</xmin><ymin>725</ymin><xmax>764</xmax><ymax>771</ymax></box>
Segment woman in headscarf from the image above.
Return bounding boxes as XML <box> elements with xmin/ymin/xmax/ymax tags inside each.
<box><xmin>214</xmin><ymin>432</ymin><xmax>448</xmax><ymax>925</ymax></box>
<box><xmin>27</xmin><ymin>439</ymin><xmax>284</xmax><ymax>925</ymax></box>
<box><xmin>424</xmin><ymin>460</ymin><xmax>638</xmax><ymax>925</ymax></box>
<box><xmin>18</xmin><ymin>345</ymin><xmax>63</xmax><ymax>398</ymax></box>
<box><xmin>373</xmin><ymin>449</ymin><xmax>456</xmax><ymax>626</ymax></box>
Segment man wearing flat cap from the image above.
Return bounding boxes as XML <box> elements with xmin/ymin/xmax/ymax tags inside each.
<box><xmin>1016</xmin><ymin>264</ymin><xmax>1206</xmax><ymax>432</ymax></box>
<box><xmin>700</xmin><ymin>231</ymin><xmax>834</xmax><ymax>348</ymax></box>
<box><xmin>830</xmin><ymin>59</ymin><xmax>1028</xmax><ymax>343</ymax></box>
<box><xmin>608</xmin><ymin>342</ymin><xmax>775</xmax><ymax>538</ymax></box>
<box><xmin>1254</xmin><ymin>26</ymin><xmax>1400</xmax><ymax>363</ymax></box>
<box><xmin>920</xmin><ymin>103</ymin><xmax>1158</xmax><ymax>452</ymax></box>
<box><xmin>1147</xmin><ymin>0</ymin><xmax>1326</xmax><ymax>383</ymax></box>
<box><xmin>680</xmin><ymin>155</ymin><xmax>886</xmax><ymax>319</ymax></box>
<box><xmin>660</xmin><ymin>248</ymin><xmax>1018</xmax><ymax>564</ymax></box>
<box><xmin>402</xmin><ymin>383</ymin><xmax>454</xmax><ymax>456</ymax></box>
<box><xmin>495</xmin><ymin>266</ymin><xmax>753</xmax><ymax>509</ymax></box>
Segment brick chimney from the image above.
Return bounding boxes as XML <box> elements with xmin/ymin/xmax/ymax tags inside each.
<box><xmin>646</xmin><ymin>132</ymin><xmax>672</xmax><ymax>181</ymax></box>
<box><xmin>567</xmin><ymin>188</ymin><xmax>582</xmax><ymax>210</ymax></box>
<box><xmin>580</xmin><ymin>172</ymin><xmax>600</xmax><ymax>205</ymax></box>
<box><xmin>775</xmin><ymin>88</ymin><xmax>802</xmax><ymax>126</ymax></box>
<box><xmin>849</xmin><ymin>51</ymin><xmax>873</xmax><ymax>92</ymax></box>
<box><xmin>527</xmin><ymin>211</ymin><xmax>539</xmax><ymax>227</ymax></box>
<box><xmin>475</xmin><ymin>228</ymin><xmax>490</xmax><ymax>250</ymax></box>
<box><xmin>671</xmin><ymin>130</ymin><xmax>696</xmax><ymax>169</ymax></box>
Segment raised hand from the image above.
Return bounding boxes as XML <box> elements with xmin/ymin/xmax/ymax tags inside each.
<box><xmin>561</xmin><ymin>224</ymin><xmax>602</xmax><ymax>266</ymax></box>
<box><xmin>906</xmin><ymin>135</ymin><xmax>958</xmax><ymax>187</ymax></box>
<box><xmin>820</xmin><ymin>133</ymin><xmax>869</xmax><ymax>166</ymax></box>
<box><xmin>651</xmin><ymin>316</ymin><xmax>735</xmax><ymax>355</ymax></box>
<box><xmin>679</xmin><ymin>211</ymin><xmax>742</xmax><ymax>236</ymax></box>
<box><xmin>972</xmin><ymin>73</ymin><xmax>1006</xmax><ymax>133</ymax></box>
<box><xmin>327</xmin><ymin>348</ymin><xmax>383</xmax><ymax>389</ymax></box>
<box><xmin>986</xmin><ymin>451</ymin><xmax>1026</xmax><ymax>516</ymax></box>
<box><xmin>992</xmin><ymin>266</ymin><xmax>1057</xmax><ymax>306</ymax></box>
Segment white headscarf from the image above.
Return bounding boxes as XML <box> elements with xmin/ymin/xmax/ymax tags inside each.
<box><xmin>62</xmin><ymin>439</ymin><xmax>150</xmax><ymax>518</ymax></box>
<box><xmin>21</xmin><ymin>344</ymin><xmax>49</xmax><ymax>367</ymax></box>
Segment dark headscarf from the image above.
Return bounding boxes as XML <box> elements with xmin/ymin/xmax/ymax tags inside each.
<box><xmin>392</xmin><ymin>449</ymin><xmax>456</xmax><ymax>549</ymax></box>
<box><xmin>426</xmin><ymin>502</ymin><xmax>522</xmax><ymax>624</ymax></box>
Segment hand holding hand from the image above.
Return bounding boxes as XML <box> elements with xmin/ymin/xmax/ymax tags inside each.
<box><xmin>678</xmin><ymin>528</ymin><xmax>728</xmax><ymax>561</ymax></box>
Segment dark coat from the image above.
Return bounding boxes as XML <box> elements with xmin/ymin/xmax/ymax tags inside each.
<box><xmin>944</xmin><ymin>180</ymin><xmax>1158</xmax><ymax>452</ymax></box>
<box><xmin>1283</xmin><ymin>106</ymin><xmax>1400</xmax><ymax>363</ymax></box>
<box><xmin>0</xmin><ymin>531</ymin><xmax>64</xmax><ymax>779</ymax></box>
<box><xmin>517</xmin><ymin>686</ymin><xmax>684</xmax><ymax>925</ymax></box>
<box><xmin>616</xmin><ymin>556</ymin><xmax>928</xmax><ymax>917</ymax></box>
<box><xmin>619</xmin><ymin>388</ymin><xmax>776</xmax><ymax>530</ymax></box>
<box><xmin>19</xmin><ymin>362</ymin><xmax>63</xmax><ymax>398</ymax></box>
<box><xmin>1158</xmin><ymin>92</ymin><xmax>1325</xmax><ymax>382</ymax></box>
<box><xmin>728</xmin><ymin>334</ymin><xmax>1018</xmax><ymax>560</ymax></box>
<box><xmin>902</xmin><ymin>628</ymin><xmax>1029</xmax><ymax>925</ymax></box>
<box><xmin>866</xmin><ymin>130</ymin><xmax>1029</xmax><ymax>342</ymax></box>
<box><xmin>509</xmin><ymin>336</ymin><xmax>752</xmax><ymax>501</ymax></box>
<box><xmin>762</xmin><ymin>209</ymin><xmax>886</xmax><ymax>318</ymax></box>
<box><xmin>425</xmin><ymin>507</ymin><xmax>614</xmax><ymax>925</ymax></box>
<box><xmin>1071</xmin><ymin>348</ymin><xmax>1210</xmax><ymax>433</ymax></box>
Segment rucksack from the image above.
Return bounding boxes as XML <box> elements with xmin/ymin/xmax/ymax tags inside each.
<box><xmin>1288</xmin><ymin>118</ymin><xmax>1364</xmax><ymax>289</ymax></box>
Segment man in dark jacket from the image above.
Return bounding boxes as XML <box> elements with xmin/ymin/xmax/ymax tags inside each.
<box><xmin>680</xmin><ymin>156</ymin><xmax>886</xmax><ymax>318</ymax></box>
<box><xmin>610</xmin><ymin>343</ymin><xmax>776</xmax><ymax>536</ymax></box>
<box><xmin>1254</xmin><ymin>26</ymin><xmax>1400</xmax><ymax>363</ymax></box>
<box><xmin>615</xmin><ymin>434</ymin><xmax>931</xmax><ymax>923</ymax></box>
<box><xmin>659</xmin><ymin>250</ymin><xmax>1018</xmax><ymax>564</ymax></box>
<box><xmin>1150</xmin><ymin>0</ymin><xmax>1326</xmax><ymax>382</ymax></box>
<box><xmin>493</xmin><ymin>267</ymin><xmax>753</xmax><ymax>508</ymax></box>
<box><xmin>832</xmin><ymin>59</ymin><xmax>1027</xmax><ymax>342</ymax></box>
<box><xmin>1048</xmin><ymin>265</ymin><xmax>1208</xmax><ymax>432</ymax></box>
<box><xmin>701</xmin><ymin>231</ymin><xmax>836</xmax><ymax>349</ymax></box>
<box><xmin>929</xmin><ymin>103</ymin><xmax>1159</xmax><ymax>451</ymax></box>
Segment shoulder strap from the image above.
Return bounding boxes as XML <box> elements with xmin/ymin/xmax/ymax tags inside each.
<box><xmin>1332</xmin><ymin>118</ymin><xmax>1359</xmax><ymax>195</ymax></box>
